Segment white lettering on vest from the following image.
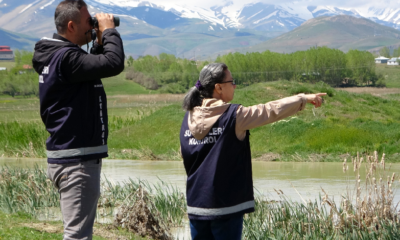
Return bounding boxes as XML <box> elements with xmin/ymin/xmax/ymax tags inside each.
<box><xmin>184</xmin><ymin>130</ymin><xmax>192</xmax><ymax>137</ymax></box>
<box><xmin>42</xmin><ymin>66</ymin><xmax>49</xmax><ymax>74</ymax></box>
<box><xmin>188</xmin><ymin>136</ymin><xmax>218</xmax><ymax>145</ymax></box>
<box><xmin>186</xmin><ymin>127</ymin><xmax>224</xmax><ymax>146</ymax></box>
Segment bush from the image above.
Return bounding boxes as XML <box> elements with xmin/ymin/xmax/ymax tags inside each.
<box><xmin>158</xmin><ymin>83</ymin><xmax>187</xmax><ymax>94</ymax></box>
<box><xmin>375</xmin><ymin>78</ymin><xmax>386</xmax><ymax>88</ymax></box>
<box><xmin>0</xmin><ymin>71</ymin><xmax>39</xmax><ymax>97</ymax></box>
<box><xmin>126</xmin><ymin>69</ymin><xmax>159</xmax><ymax>90</ymax></box>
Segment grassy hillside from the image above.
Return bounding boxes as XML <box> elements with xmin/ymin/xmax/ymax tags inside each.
<box><xmin>2</xmin><ymin>78</ymin><xmax>400</xmax><ymax>161</ymax></box>
<box><xmin>218</xmin><ymin>15</ymin><xmax>400</xmax><ymax>56</ymax></box>
<box><xmin>108</xmin><ymin>81</ymin><xmax>400</xmax><ymax>161</ymax></box>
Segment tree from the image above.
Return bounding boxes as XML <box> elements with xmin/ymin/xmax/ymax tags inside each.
<box><xmin>127</xmin><ymin>56</ymin><xmax>134</xmax><ymax>67</ymax></box>
<box><xmin>379</xmin><ymin>47</ymin><xmax>390</xmax><ymax>58</ymax></box>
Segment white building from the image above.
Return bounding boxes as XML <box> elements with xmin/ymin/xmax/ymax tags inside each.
<box><xmin>375</xmin><ymin>56</ymin><xmax>389</xmax><ymax>64</ymax></box>
<box><xmin>388</xmin><ymin>57</ymin><xmax>399</xmax><ymax>65</ymax></box>
<box><xmin>0</xmin><ymin>46</ymin><xmax>13</xmax><ymax>61</ymax></box>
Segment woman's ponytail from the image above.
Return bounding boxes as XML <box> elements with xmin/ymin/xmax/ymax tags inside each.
<box><xmin>182</xmin><ymin>63</ymin><xmax>228</xmax><ymax>111</ymax></box>
<box><xmin>182</xmin><ymin>86</ymin><xmax>202</xmax><ymax>111</ymax></box>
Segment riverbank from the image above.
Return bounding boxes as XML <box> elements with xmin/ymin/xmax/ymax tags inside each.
<box><xmin>1</xmin><ymin>157</ymin><xmax>400</xmax><ymax>239</ymax></box>
<box><xmin>2</xmin><ymin>80</ymin><xmax>400</xmax><ymax>161</ymax></box>
<box><xmin>0</xmin><ymin>211</ymin><xmax>147</xmax><ymax>240</ymax></box>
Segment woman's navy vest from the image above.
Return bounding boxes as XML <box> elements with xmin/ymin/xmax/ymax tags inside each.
<box><xmin>39</xmin><ymin>47</ymin><xmax>108</xmax><ymax>164</ymax></box>
<box><xmin>180</xmin><ymin>104</ymin><xmax>254</xmax><ymax>220</ymax></box>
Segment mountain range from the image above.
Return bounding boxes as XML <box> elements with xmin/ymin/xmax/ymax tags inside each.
<box><xmin>223</xmin><ymin>15</ymin><xmax>400</xmax><ymax>57</ymax></box>
<box><xmin>0</xmin><ymin>27</ymin><xmax>38</xmax><ymax>50</ymax></box>
<box><xmin>1</xmin><ymin>0</ymin><xmax>400</xmax><ymax>58</ymax></box>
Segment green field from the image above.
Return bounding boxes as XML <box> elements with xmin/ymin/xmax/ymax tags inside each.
<box><xmin>2</xmin><ymin>69</ymin><xmax>400</xmax><ymax>161</ymax></box>
<box><xmin>102</xmin><ymin>72</ymin><xmax>156</xmax><ymax>95</ymax></box>
<box><xmin>0</xmin><ymin>212</ymin><xmax>106</xmax><ymax>240</ymax></box>
<box><xmin>375</xmin><ymin>64</ymin><xmax>400</xmax><ymax>88</ymax></box>
<box><xmin>0</xmin><ymin>61</ymin><xmax>16</xmax><ymax>70</ymax></box>
<box><xmin>0</xmin><ymin>211</ymin><xmax>149</xmax><ymax>240</ymax></box>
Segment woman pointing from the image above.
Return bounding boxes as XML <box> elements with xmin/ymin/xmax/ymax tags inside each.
<box><xmin>180</xmin><ymin>63</ymin><xmax>326</xmax><ymax>240</ymax></box>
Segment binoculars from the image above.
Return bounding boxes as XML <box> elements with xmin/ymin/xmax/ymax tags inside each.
<box><xmin>90</xmin><ymin>17</ymin><xmax>120</xmax><ymax>28</ymax></box>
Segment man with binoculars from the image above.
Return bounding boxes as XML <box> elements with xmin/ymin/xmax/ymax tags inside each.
<box><xmin>32</xmin><ymin>0</ymin><xmax>124</xmax><ymax>239</ymax></box>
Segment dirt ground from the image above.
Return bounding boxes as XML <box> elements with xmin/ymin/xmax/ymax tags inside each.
<box><xmin>336</xmin><ymin>87</ymin><xmax>400</xmax><ymax>96</ymax></box>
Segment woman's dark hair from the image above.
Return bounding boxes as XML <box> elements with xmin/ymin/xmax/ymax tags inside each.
<box><xmin>55</xmin><ymin>0</ymin><xmax>87</xmax><ymax>34</ymax></box>
<box><xmin>182</xmin><ymin>63</ymin><xmax>228</xmax><ymax>111</ymax></box>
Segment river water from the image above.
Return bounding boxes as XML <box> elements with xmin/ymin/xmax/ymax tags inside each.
<box><xmin>2</xmin><ymin>158</ymin><xmax>400</xmax><ymax>239</ymax></box>
<box><xmin>2</xmin><ymin>158</ymin><xmax>399</xmax><ymax>202</ymax></box>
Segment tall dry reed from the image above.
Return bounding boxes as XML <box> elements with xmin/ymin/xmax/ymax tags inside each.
<box><xmin>243</xmin><ymin>151</ymin><xmax>400</xmax><ymax>239</ymax></box>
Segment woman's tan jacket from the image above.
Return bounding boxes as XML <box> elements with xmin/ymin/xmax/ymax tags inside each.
<box><xmin>187</xmin><ymin>95</ymin><xmax>307</xmax><ymax>141</ymax></box>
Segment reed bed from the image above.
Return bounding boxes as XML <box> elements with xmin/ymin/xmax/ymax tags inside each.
<box><xmin>100</xmin><ymin>177</ymin><xmax>186</xmax><ymax>227</ymax></box>
<box><xmin>1</xmin><ymin>153</ymin><xmax>400</xmax><ymax>239</ymax></box>
<box><xmin>0</xmin><ymin>165</ymin><xmax>59</xmax><ymax>215</ymax></box>
<box><xmin>0</xmin><ymin>165</ymin><xmax>186</xmax><ymax>229</ymax></box>
<box><xmin>243</xmin><ymin>151</ymin><xmax>400</xmax><ymax>239</ymax></box>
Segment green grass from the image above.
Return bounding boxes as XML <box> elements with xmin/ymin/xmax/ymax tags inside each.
<box><xmin>108</xmin><ymin>104</ymin><xmax>184</xmax><ymax>159</ymax></box>
<box><xmin>102</xmin><ymin>72</ymin><xmax>156</xmax><ymax>95</ymax></box>
<box><xmin>108</xmin><ymin>81</ymin><xmax>400</xmax><ymax>161</ymax></box>
<box><xmin>0</xmin><ymin>212</ymin><xmax>64</xmax><ymax>240</ymax></box>
<box><xmin>2</xmin><ymin>80</ymin><xmax>400</xmax><ymax>161</ymax></box>
<box><xmin>375</xmin><ymin>64</ymin><xmax>400</xmax><ymax>88</ymax></box>
<box><xmin>0</xmin><ymin>212</ymin><xmax>111</xmax><ymax>240</ymax></box>
<box><xmin>0</xmin><ymin>97</ymin><xmax>40</xmax><ymax>122</ymax></box>
<box><xmin>0</xmin><ymin>61</ymin><xmax>16</xmax><ymax>70</ymax></box>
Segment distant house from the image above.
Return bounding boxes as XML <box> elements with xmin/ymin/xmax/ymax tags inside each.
<box><xmin>18</xmin><ymin>64</ymin><xmax>34</xmax><ymax>74</ymax></box>
<box><xmin>388</xmin><ymin>57</ymin><xmax>399</xmax><ymax>65</ymax></box>
<box><xmin>375</xmin><ymin>56</ymin><xmax>390</xmax><ymax>64</ymax></box>
<box><xmin>22</xmin><ymin>65</ymin><xmax>32</xmax><ymax>69</ymax></box>
<box><xmin>0</xmin><ymin>46</ymin><xmax>14</xmax><ymax>61</ymax></box>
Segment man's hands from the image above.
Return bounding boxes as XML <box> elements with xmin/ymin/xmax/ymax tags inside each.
<box><xmin>304</xmin><ymin>93</ymin><xmax>326</xmax><ymax>108</ymax></box>
<box><xmin>94</xmin><ymin>13</ymin><xmax>115</xmax><ymax>45</ymax></box>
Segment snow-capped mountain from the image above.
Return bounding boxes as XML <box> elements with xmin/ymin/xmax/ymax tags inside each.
<box><xmin>2</xmin><ymin>0</ymin><xmax>400</xmax><ymax>58</ymax></box>
<box><xmin>235</xmin><ymin>3</ymin><xmax>309</xmax><ymax>31</ymax></box>
<box><xmin>86</xmin><ymin>0</ymin><xmax>400</xmax><ymax>30</ymax></box>
<box><xmin>3</xmin><ymin>0</ymin><xmax>400</xmax><ymax>34</ymax></box>
<box><xmin>307</xmin><ymin>6</ymin><xmax>362</xmax><ymax>18</ymax></box>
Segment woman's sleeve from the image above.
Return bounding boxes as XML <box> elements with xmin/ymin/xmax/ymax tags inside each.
<box><xmin>235</xmin><ymin>95</ymin><xmax>307</xmax><ymax>140</ymax></box>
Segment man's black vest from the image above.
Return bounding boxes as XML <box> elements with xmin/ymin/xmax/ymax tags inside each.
<box><xmin>180</xmin><ymin>104</ymin><xmax>254</xmax><ymax>220</ymax></box>
<box><xmin>39</xmin><ymin>47</ymin><xmax>108</xmax><ymax>164</ymax></box>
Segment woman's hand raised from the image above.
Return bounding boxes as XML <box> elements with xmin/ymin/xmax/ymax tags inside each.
<box><xmin>305</xmin><ymin>93</ymin><xmax>326</xmax><ymax>108</ymax></box>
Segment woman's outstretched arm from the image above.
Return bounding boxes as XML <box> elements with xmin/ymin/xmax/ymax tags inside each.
<box><xmin>235</xmin><ymin>93</ymin><xmax>326</xmax><ymax>140</ymax></box>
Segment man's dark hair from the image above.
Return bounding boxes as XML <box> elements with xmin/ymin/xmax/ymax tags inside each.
<box><xmin>55</xmin><ymin>0</ymin><xmax>87</xmax><ymax>34</ymax></box>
